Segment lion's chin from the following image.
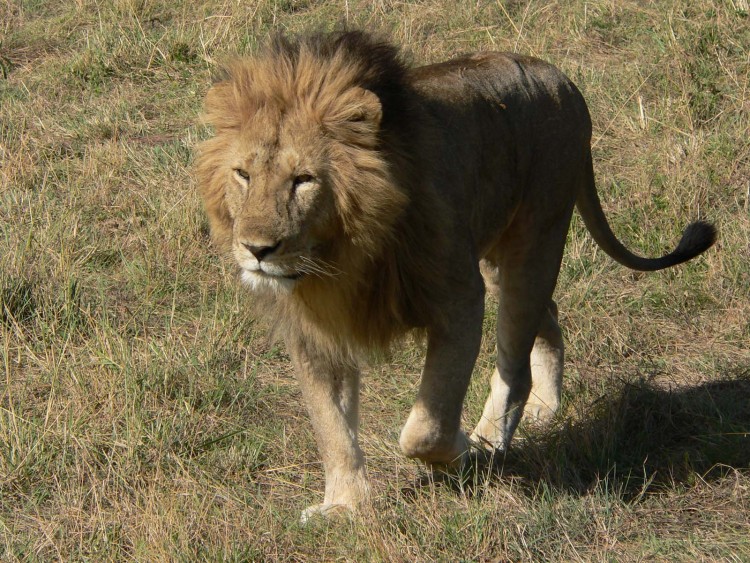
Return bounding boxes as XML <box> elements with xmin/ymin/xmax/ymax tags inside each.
<box><xmin>240</xmin><ymin>269</ymin><xmax>301</xmax><ymax>294</ymax></box>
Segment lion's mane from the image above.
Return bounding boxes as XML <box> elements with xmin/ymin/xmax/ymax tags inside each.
<box><xmin>197</xmin><ymin>32</ymin><xmax>454</xmax><ymax>356</ymax></box>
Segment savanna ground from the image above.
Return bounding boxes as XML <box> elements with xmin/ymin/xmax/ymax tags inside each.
<box><xmin>1</xmin><ymin>0</ymin><xmax>749</xmax><ymax>560</ymax></box>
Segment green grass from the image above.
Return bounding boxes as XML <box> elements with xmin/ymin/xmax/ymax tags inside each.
<box><xmin>2</xmin><ymin>0</ymin><xmax>749</xmax><ymax>560</ymax></box>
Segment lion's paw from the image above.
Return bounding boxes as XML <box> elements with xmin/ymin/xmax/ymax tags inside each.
<box><xmin>299</xmin><ymin>503</ymin><xmax>352</xmax><ymax>525</ymax></box>
<box><xmin>523</xmin><ymin>401</ymin><xmax>556</xmax><ymax>424</ymax></box>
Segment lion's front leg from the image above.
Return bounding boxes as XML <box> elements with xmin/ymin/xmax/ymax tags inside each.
<box><xmin>286</xmin><ymin>334</ymin><xmax>368</xmax><ymax>523</ymax></box>
<box><xmin>399</xmin><ymin>291</ymin><xmax>484</xmax><ymax>466</ymax></box>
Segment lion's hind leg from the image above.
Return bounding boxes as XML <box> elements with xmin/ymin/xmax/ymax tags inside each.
<box><xmin>472</xmin><ymin>217</ymin><xmax>570</xmax><ymax>451</ymax></box>
<box><xmin>481</xmin><ymin>259</ymin><xmax>565</xmax><ymax>416</ymax></box>
<box><xmin>525</xmin><ymin>302</ymin><xmax>564</xmax><ymax>423</ymax></box>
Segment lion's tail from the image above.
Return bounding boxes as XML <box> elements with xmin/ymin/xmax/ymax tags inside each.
<box><xmin>576</xmin><ymin>154</ymin><xmax>716</xmax><ymax>272</ymax></box>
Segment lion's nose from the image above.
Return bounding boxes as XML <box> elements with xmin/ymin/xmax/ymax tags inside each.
<box><xmin>242</xmin><ymin>241</ymin><xmax>280</xmax><ymax>262</ymax></box>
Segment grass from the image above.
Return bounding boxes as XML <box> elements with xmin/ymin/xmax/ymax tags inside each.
<box><xmin>1</xmin><ymin>0</ymin><xmax>749</xmax><ymax>560</ymax></box>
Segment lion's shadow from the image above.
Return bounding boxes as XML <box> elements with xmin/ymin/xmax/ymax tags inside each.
<box><xmin>420</xmin><ymin>370</ymin><xmax>750</xmax><ymax>500</ymax></box>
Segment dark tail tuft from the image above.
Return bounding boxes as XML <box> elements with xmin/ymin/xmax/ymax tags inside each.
<box><xmin>673</xmin><ymin>221</ymin><xmax>717</xmax><ymax>263</ymax></box>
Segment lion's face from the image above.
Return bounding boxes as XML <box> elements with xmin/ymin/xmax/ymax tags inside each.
<box><xmin>220</xmin><ymin>108</ymin><xmax>341</xmax><ymax>293</ymax></box>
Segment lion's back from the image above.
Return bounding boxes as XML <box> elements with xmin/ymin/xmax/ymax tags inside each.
<box><xmin>411</xmin><ymin>52</ymin><xmax>588</xmax><ymax>119</ymax></box>
<box><xmin>412</xmin><ymin>53</ymin><xmax>592</xmax><ymax>168</ymax></box>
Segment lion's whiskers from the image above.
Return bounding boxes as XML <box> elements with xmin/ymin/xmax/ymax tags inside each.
<box><xmin>298</xmin><ymin>256</ymin><xmax>343</xmax><ymax>279</ymax></box>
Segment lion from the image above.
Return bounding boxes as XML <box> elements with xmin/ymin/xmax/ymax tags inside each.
<box><xmin>196</xmin><ymin>31</ymin><xmax>716</xmax><ymax>522</ymax></box>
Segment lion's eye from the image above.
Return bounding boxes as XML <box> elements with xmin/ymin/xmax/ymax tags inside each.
<box><xmin>292</xmin><ymin>174</ymin><xmax>315</xmax><ymax>189</ymax></box>
<box><xmin>233</xmin><ymin>168</ymin><xmax>250</xmax><ymax>183</ymax></box>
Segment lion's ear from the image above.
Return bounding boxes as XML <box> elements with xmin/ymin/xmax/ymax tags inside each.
<box><xmin>347</xmin><ymin>87</ymin><xmax>383</xmax><ymax>127</ymax></box>
<box><xmin>323</xmin><ymin>87</ymin><xmax>382</xmax><ymax>141</ymax></box>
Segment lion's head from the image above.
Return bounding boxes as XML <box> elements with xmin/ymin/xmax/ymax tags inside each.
<box><xmin>196</xmin><ymin>32</ymin><xmax>421</xmax><ymax>295</ymax></box>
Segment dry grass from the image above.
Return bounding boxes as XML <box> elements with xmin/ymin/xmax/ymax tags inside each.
<box><xmin>1</xmin><ymin>0</ymin><xmax>749</xmax><ymax>560</ymax></box>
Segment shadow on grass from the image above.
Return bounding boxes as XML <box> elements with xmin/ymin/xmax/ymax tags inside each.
<box><xmin>420</xmin><ymin>370</ymin><xmax>750</xmax><ymax>500</ymax></box>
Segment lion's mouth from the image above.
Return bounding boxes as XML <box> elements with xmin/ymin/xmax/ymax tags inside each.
<box><xmin>240</xmin><ymin>268</ymin><xmax>306</xmax><ymax>290</ymax></box>
<box><xmin>260</xmin><ymin>267</ymin><xmax>304</xmax><ymax>280</ymax></box>
<box><xmin>253</xmin><ymin>269</ymin><xmax>304</xmax><ymax>280</ymax></box>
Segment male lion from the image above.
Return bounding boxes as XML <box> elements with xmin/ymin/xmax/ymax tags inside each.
<box><xmin>196</xmin><ymin>31</ymin><xmax>715</xmax><ymax>521</ymax></box>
